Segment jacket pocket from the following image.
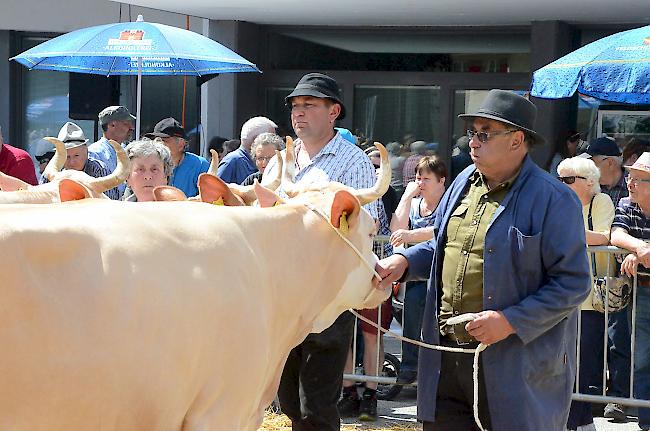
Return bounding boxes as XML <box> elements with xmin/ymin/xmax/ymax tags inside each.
<box><xmin>509</xmin><ymin>226</ymin><xmax>542</xmax><ymax>271</ymax></box>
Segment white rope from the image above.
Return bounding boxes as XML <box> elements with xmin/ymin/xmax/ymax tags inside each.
<box><xmin>350</xmin><ymin>310</ymin><xmax>488</xmax><ymax>431</ymax></box>
<box><xmin>301</xmin><ymin>202</ymin><xmax>489</xmax><ymax>430</ymax></box>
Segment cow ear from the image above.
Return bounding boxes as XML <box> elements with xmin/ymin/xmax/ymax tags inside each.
<box><xmin>254</xmin><ymin>180</ymin><xmax>284</xmax><ymax>208</ymax></box>
<box><xmin>59</xmin><ymin>179</ymin><xmax>93</xmax><ymax>202</ymax></box>
<box><xmin>153</xmin><ymin>186</ymin><xmax>187</xmax><ymax>201</ymax></box>
<box><xmin>198</xmin><ymin>173</ymin><xmax>244</xmax><ymax>206</ymax></box>
<box><xmin>330</xmin><ymin>190</ymin><xmax>360</xmax><ymax>232</ymax></box>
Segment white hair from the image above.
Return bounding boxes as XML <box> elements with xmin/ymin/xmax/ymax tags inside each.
<box><xmin>250</xmin><ymin>133</ymin><xmax>284</xmax><ymax>156</ymax></box>
<box><xmin>125</xmin><ymin>139</ymin><xmax>174</xmax><ymax>177</ymax></box>
<box><xmin>240</xmin><ymin>117</ymin><xmax>277</xmax><ymax>147</ymax></box>
<box><xmin>557</xmin><ymin>156</ymin><xmax>601</xmax><ymax>195</ymax></box>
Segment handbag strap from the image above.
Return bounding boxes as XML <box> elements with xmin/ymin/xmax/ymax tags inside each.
<box><xmin>587</xmin><ymin>196</ymin><xmax>597</xmax><ymax>276</ymax></box>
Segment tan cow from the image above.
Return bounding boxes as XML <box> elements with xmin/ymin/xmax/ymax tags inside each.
<box><xmin>0</xmin><ymin>144</ymin><xmax>390</xmax><ymax>430</ymax></box>
<box><xmin>0</xmin><ymin>137</ymin><xmax>128</xmax><ymax>203</ymax></box>
<box><xmin>158</xmin><ymin>149</ymin><xmax>284</xmax><ymax>206</ymax></box>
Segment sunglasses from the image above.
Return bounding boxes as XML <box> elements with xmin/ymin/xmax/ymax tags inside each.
<box><xmin>466</xmin><ymin>129</ymin><xmax>516</xmax><ymax>143</ymax></box>
<box><xmin>558</xmin><ymin>176</ymin><xmax>586</xmax><ymax>184</ymax></box>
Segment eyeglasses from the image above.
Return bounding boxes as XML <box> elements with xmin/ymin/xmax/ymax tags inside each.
<box><xmin>625</xmin><ymin>177</ymin><xmax>650</xmax><ymax>186</ymax></box>
<box><xmin>558</xmin><ymin>176</ymin><xmax>586</xmax><ymax>184</ymax></box>
<box><xmin>466</xmin><ymin>129</ymin><xmax>517</xmax><ymax>143</ymax></box>
<box><xmin>568</xmin><ymin>133</ymin><xmax>581</xmax><ymax>143</ymax></box>
<box><xmin>255</xmin><ymin>156</ymin><xmax>274</xmax><ymax>163</ymax></box>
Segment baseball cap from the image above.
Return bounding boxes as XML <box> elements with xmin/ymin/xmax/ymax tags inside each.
<box><xmin>98</xmin><ymin>106</ymin><xmax>136</xmax><ymax>126</ymax></box>
<box><xmin>579</xmin><ymin>136</ymin><xmax>621</xmax><ymax>159</ymax></box>
<box><xmin>145</xmin><ymin>117</ymin><xmax>186</xmax><ymax>139</ymax></box>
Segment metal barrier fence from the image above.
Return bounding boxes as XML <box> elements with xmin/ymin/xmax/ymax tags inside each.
<box><xmin>343</xmin><ymin>239</ymin><xmax>650</xmax><ymax>408</ymax></box>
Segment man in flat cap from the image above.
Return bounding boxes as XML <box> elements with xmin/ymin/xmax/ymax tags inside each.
<box><xmin>88</xmin><ymin>105</ymin><xmax>135</xmax><ymax>198</ymax></box>
<box><xmin>376</xmin><ymin>90</ymin><xmax>590</xmax><ymax>431</ymax></box>
<box><xmin>146</xmin><ymin>117</ymin><xmax>209</xmax><ymax>198</ymax></box>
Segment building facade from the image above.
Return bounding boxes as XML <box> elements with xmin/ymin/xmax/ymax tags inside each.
<box><xmin>1</xmin><ymin>0</ymin><xmax>649</xmax><ymax>170</ymax></box>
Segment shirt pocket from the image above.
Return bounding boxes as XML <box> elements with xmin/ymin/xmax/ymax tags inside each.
<box><xmin>445</xmin><ymin>202</ymin><xmax>469</xmax><ymax>242</ymax></box>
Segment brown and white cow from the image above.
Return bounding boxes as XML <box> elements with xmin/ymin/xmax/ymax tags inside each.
<box><xmin>0</xmin><ymin>137</ymin><xmax>128</xmax><ymax>203</ymax></box>
<box><xmin>0</xmin><ymin>143</ymin><xmax>390</xmax><ymax>430</ymax></box>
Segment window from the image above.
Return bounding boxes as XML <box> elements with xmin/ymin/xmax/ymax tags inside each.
<box><xmin>354</xmin><ymin>85</ymin><xmax>441</xmax><ymax>147</ymax></box>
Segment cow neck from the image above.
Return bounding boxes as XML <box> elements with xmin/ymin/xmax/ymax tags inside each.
<box><xmin>301</xmin><ymin>201</ymin><xmax>382</xmax><ymax>284</ymax></box>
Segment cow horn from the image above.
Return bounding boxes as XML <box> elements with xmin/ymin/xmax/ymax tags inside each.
<box><xmin>87</xmin><ymin>140</ymin><xmax>130</xmax><ymax>193</ymax></box>
<box><xmin>351</xmin><ymin>142</ymin><xmax>391</xmax><ymax>206</ymax></box>
<box><xmin>42</xmin><ymin>137</ymin><xmax>67</xmax><ymax>181</ymax></box>
<box><xmin>281</xmin><ymin>136</ymin><xmax>300</xmax><ymax>197</ymax></box>
<box><xmin>208</xmin><ymin>149</ymin><xmax>219</xmax><ymax>176</ymax></box>
<box><xmin>265</xmin><ymin>150</ymin><xmax>283</xmax><ymax>191</ymax></box>
<box><xmin>227</xmin><ymin>150</ymin><xmax>283</xmax><ymax>204</ymax></box>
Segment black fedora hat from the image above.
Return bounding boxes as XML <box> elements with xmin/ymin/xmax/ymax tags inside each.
<box><xmin>458</xmin><ymin>90</ymin><xmax>544</xmax><ymax>145</ymax></box>
<box><xmin>285</xmin><ymin>73</ymin><xmax>346</xmax><ymax>120</ymax></box>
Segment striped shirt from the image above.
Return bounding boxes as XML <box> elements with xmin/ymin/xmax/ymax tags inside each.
<box><xmin>612</xmin><ymin>197</ymin><xmax>650</xmax><ymax>241</ymax></box>
<box><xmin>88</xmin><ymin>137</ymin><xmax>126</xmax><ymax>197</ymax></box>
<box><xmin>263</xmin><ymin>132</ymin><xmax>380</xmax><ymax>219</ymax></box>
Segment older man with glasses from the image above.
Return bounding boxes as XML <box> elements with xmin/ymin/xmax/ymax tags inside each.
<box><xmin>611</xmin><ymin>152</ymin><xmax>650</xmax><ymax>431</ymax></box>
<box><xmin>376</xmin><ymin>89</ymin><xmax>591</xmax><ymax>431</ymax></box>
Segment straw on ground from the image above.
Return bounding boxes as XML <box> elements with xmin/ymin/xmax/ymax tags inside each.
<box><xmin>259</xmin><ymin>411</ymin><xmax>420</xmax><ymax>430</ymax></box>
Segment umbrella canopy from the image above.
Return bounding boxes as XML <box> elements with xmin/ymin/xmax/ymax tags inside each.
<box><xmin>11</xmin><ymin>15</ymin><xmax>260</xmax><ymax>138</ymax></box>
<box><xmin>530</xmin><ymin>24</ymin><xmax>650</xmax><ymax>104</ymax></box>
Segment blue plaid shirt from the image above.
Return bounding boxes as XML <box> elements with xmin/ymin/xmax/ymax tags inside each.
<box><xmin>88</xmin><ymin>137</ymin><xmax>126</xmax><ymax>197</ymax></box>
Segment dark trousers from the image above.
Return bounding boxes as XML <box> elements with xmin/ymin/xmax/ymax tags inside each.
<box><xmin>567</xmin><ymin>311</ymin><xmax>605</xmax><ymax>429</ymax></box>
<box><xmin>401</xmin><ymin>281</ymin><xmax>427</xmax><ymax>371</ymax></box>
<box><xmin>607</xmin><ymin>306</ymin><xmax>632</xmax><ymax>397</ymax></box>
<box><xmin>278</xmin><ymin>312</ymin><xmax>355</xmax><ymax>431</ymax></box>
<box><xmin>422</xmin><ymin>337</ymin><xmax>492</xmax><ymax>431</ymax></box>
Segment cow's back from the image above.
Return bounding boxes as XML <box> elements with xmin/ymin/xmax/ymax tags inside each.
<box><xmin>0</xmin><ymin>200</ymin><xmax>276</xmax><ymax>430</ymax></box>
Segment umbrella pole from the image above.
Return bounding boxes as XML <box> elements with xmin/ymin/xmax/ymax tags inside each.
<box><xmin>136</xmin><ymin>56</ymin><xmax>142</xmax><ymax>140</ymax></box>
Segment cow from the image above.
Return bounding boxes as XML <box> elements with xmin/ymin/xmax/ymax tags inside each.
<box><xmin>0</xmin><ymin>142</ymin><xmax>391</xmax><ymax>430</ymax></box>
<box><xmin>159</xmin><ymin>149</ymin><xmax>284</xmax><ymax>206</ymax></box>
<box><xmin>0</xmin><ymin>137</ymin><xmax>128</xmax><ymax>203</ymax></box>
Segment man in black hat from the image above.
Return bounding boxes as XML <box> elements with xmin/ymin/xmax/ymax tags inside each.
<box><xmin>265</xmin><ymin>73</ymin><xmax>385</xmax><ymax>429</ymax></box>
<box><xmin>146</xmin><ymin>117</ymin><xmax>209</xmax><ymax>198</ymax></box>
<box><xmin>375</xmin><ymin>90</ymin><xmax>591</xmax><ymax>431</ymax></box>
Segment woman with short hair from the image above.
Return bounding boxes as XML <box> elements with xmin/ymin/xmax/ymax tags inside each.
<box><xmin>241</xmin><ymin>133</ymin><xmax>284</xmax><ymax>186</ymax></box>
<box><xmin>557</xmin><ymin>156</ymin><xmax>615</xmax><ymax>431</ymax></box>
<box><xmin>123</xmin><ymin>139</ymin><xmax>174</xmax><ymax>202</ymax></box>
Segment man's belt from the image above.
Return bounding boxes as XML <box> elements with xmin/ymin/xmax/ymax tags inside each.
<box><xmin>440</xmin><ymin>331</ymin><xmax>479</xmax><ymax>347</ymax></box>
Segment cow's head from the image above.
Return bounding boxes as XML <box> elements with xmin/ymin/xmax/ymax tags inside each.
<box><xmin>255</xmin><ymin>138</ymin><xmax>391</xmax><ymax>332</ymax></box>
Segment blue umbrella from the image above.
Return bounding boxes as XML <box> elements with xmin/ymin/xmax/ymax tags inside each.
<box><xmin>11</xmin><ymin>15</ymin><xmax>260</xmax><ymax>138</ymax></box>
<box><xmin>530</xmin><ymin>24</ymin><xmax>650</xmax><ymax>104</ymax></box>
